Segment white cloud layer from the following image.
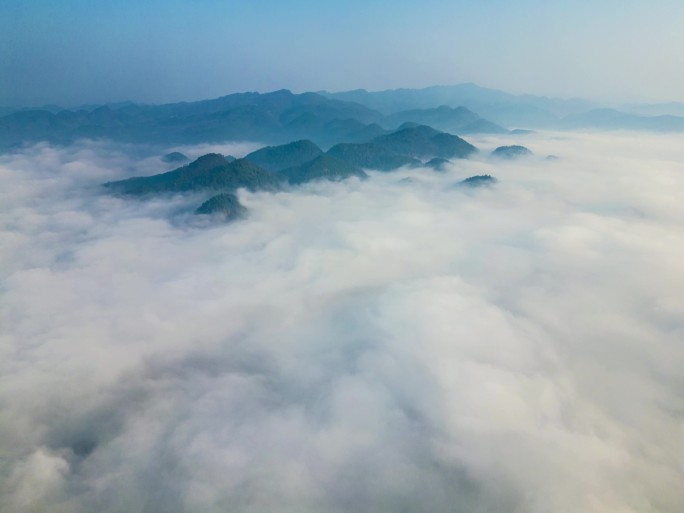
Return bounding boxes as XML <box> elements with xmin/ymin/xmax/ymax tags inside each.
<box><xmin>1</xmin><ymin>132</ymin><xmax>683</xmax><ymax>513</ymax></box>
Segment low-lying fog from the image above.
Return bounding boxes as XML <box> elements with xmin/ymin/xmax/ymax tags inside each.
<box><xmin>1</xmin><ymin>132</ymin><xmax>683</xmax><ymax>513</ymax></box>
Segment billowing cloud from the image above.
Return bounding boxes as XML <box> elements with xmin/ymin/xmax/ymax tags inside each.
<box><xmin>1</xmin><ymin>132</ymin><xmax>683</xmax><ymax>513</ymax></box>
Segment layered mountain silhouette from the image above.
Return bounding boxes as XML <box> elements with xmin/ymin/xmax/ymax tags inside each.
<box><xmin>321</xmin><ymin>83</ymin><xmax>684</xmax><ymax>132</ymax></box>
<box><xmin>560</xmin><ymin>108</ymin><xmax>684</xmax><ymax>132</ymax></box>
<box><xmin>321</xmin><ymin>84</ymin><xmax>595</xmax><ymax>127</ymax></box>
<box><xmin>0</xmin><ymin>89</ymin><xmax>507</xmax><ymax>151</ymax></box>
<box><xmin>0</xmin><ymin>90</ymin><xmax>383</xmax><ymax>149</ymax></box>
<box><xmin>382</xmin><ymin>105</ymin><xmax>508</xmax><ymax>134</ymax></box>
<box><xmin>4</xmin><ymin>85</ymin><xmax>684</xmax><ymax>152</ymax></box>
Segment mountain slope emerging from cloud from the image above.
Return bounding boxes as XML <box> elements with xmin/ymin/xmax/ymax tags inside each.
<box><xmin>102</xmin><ymin>123</ymin><xmax>481</xmax><ymax>203</ymax></box>
<box><xmin>103</xmin><ymin>154</ymin><xmax>281</xmax><ymax>196</ymax></box>
<box><xmin>369</xmin><ymin>124</ymin><xmax>478</xmax><ymax>159</ymax></box>
<box><xmin>195</xmin><ymin>192</ymin><xmax>248</xmax><ymax>221</ymax></box>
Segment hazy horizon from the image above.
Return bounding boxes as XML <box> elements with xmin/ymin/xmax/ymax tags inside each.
<box><xmin>0</xmin><ymin>82</ymin><xmax>596</xmax><ymax>111</ymax></box>
<box><xmin>4</xmin><ymin>0</ymin><xmax>684</xmax><ymax>108</ymax></box>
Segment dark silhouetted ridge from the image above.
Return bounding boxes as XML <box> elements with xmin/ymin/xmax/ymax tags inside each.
<box><xmin>103</xmin><ymin>154</ymin><xmax>281</xmax><ymax>196</ymax></box>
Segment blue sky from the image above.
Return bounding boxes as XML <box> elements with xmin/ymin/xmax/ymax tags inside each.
<box><xmin>2</xmin><ymin>0</ymin><xmax>684</xmax><ymax>107</ymax></box>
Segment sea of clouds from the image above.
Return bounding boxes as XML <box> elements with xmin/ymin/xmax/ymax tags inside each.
<box><xmin>1</xmin><ymin>132</ymin><xmax>683</xmax><ymax>513</ymax></box>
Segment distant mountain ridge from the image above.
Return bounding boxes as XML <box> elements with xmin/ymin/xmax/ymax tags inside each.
<box><xmin>320</xmin><ymin>83</ymin><xmax>596</xmax><ymax>126</ymax></box>
<box><xmin>0</xmin><ymin>90</ymin><xmax>384</xmax><ymax>150</ymax></box>
<box><xmin>0</xmin><ymin>89</ymin><xmax>506</xmax><ymax>151</ymax></box>
<box><xmin>620</xmin><ymin>101</ymin><xmax>684</xmax><ymax>117</ymax></box>
<box><xmin>5</xmin><ymin>84</ymin><xmax>684</xmax><ymax>152</ymax></box>
<box><xmin>560</xmin><ymin>108</ymin><xmax>684</xmax><ymax>132</ymax></box>
<box><xmin>321</xmin><ymin>83</ymin><xmax>684</xmax><ymax>132</ymax></box>
<box><xmin>381</xmin><ymin>105</ymin><xmax>508</xmax><ymax>134</ymax></box>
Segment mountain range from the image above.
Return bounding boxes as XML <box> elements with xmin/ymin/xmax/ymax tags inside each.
<box><xmin>321</xmin><ymin>83</ymin><xmax>684</xmax><ymax>131</ymax></box>
<box><xmin>0</xmin><ymin>89</ymin><xmax>497</xmax><ymax>151</ymax></box>
<box><xmin>3</xmin><ymin>84</ymin><xmax>684</xmax><ymax>152</ymax></box>
<box><xmin>104</xmin><ymin>154</ymin><xmax>281</xmax><ymax>196</ymax></box>
<box><xmin>104</xmin><ymin>123</ymin><xmax>488</xmax><ymax>221</ymax></box>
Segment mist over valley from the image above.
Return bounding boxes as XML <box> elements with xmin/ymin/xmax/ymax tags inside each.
<box><xmin>3</xmin><ymin>1</ymin><xmax>684</xmax><ymax>511</ymax></box>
